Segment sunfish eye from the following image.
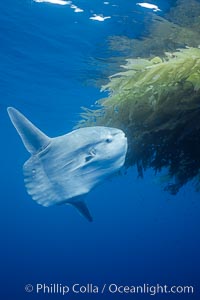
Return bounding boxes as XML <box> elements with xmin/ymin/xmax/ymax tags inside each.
<box><xmin>105</xmin><ymin>138</ymin><xmax>112</xmax><ymax>143</ymax></box>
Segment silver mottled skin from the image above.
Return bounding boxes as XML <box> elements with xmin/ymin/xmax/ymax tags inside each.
<box><xmin>7</xmin><ymin>107</ymin><xmax>127</xmax><ymax>221</ymax></box>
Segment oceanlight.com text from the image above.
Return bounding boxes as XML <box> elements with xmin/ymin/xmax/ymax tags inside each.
<box><xmin>24</xmin><ymin>282</ymin><xmax>195</xmax><ymax>296</ymax></box>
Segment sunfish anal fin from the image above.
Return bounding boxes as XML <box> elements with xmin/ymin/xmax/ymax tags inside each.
<box><xmin>7</xmin><ymin>107</ymin><xmax>50</xmax><ymax>154</ymax></box>
<box><xmin>69</xmin><ymin>201</ymin><xmax>93</xmax><ymax>222</ymax></box>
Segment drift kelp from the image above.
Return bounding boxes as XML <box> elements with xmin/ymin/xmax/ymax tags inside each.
<box><xmin>107</xmin><ymin>0</ymin><xmax>200</xmax><ymax>60</ymax></box>
<box><xmin>78</xmin><ymin>47</ymin><xmax>200</xmax><ymax>194</ymax></box>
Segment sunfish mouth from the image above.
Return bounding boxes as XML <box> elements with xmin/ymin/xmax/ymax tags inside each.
<box><xmin>118</xmin><ymin>130</ymin><xmax>127</xmax><ymax>140</ymax></box>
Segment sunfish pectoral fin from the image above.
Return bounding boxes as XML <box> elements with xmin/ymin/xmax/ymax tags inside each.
<box><xmin>7</xmin><ymin>107</ymin><xmax>50</xmax><ymax>154</ymax></box>
<box><xmin>69</xmin><ymin>201</ymin><xmax>93</xmax><ymax>222</ymax></box>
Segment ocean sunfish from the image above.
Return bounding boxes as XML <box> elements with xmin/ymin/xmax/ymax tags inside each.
<box><xmin>7</xmin><ymin>107</ymin><xmax>127</xmax><ymax>221</ymax></box>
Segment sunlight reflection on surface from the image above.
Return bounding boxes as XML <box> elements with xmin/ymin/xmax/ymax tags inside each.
<box><xmin>34</xmin><ymin>0</ymin><xmax>70</xmax><ymax>5</ymax></box>
<box><xmin>136</xmin><ymin>2</ymin><xmax>161</xmax><ymax>11</ymax></box>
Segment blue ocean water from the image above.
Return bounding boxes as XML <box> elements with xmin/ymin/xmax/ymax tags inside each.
<box><xmin>1</xmin><ymin>0</ymin><xmax>200</xmax><ymax>299</ymax></box>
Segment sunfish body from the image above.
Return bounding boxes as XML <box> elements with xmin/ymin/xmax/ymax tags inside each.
<box><xmin>7</xmin><ymin>107</ymin><xmax>127</xmax><ymax>221</ymax></box>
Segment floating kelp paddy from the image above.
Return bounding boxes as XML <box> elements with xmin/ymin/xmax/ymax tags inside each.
<box><xmin>77</xmin><ymin>0</ymin><xmax>200</xmax><ymax>194</ymax></box>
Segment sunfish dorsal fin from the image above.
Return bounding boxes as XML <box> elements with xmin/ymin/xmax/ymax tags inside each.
<box><xmin>7</xmin><ymin>107</ymin><xmax>50</xmax><ymax>154</ymax></box>
<box><xmin>69</xmin><ymin>201</ymin><xmax>93</xmax><ymax>222</ymax></box>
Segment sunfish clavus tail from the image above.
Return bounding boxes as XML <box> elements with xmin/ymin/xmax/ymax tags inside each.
<box><xmin>7</xmin><ymin>107</ymin><xmax>127</xmax><ymax>221</ymax></box>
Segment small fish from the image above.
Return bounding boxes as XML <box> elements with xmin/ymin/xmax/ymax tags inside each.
<box><xmin>136</xmin><ymin>2</ymin><xmax>161</xmax><ymax>12</ymax></box>
<box><xmin>7</xmin><ymin>107</ymin><xmax>127</xmax><ymax>221</ymax></box>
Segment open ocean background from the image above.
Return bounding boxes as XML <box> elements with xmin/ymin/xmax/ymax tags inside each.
<box><xmin>1</xmin><ymin>0</ymin><xmax>200</xmax><ymax>299</ymax></box>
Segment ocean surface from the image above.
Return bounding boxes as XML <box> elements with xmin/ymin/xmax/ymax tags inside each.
<box><xmin>1</xmin><ymin>0</ymin><xmax>200</xmax><ymax>299</ymax></box>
